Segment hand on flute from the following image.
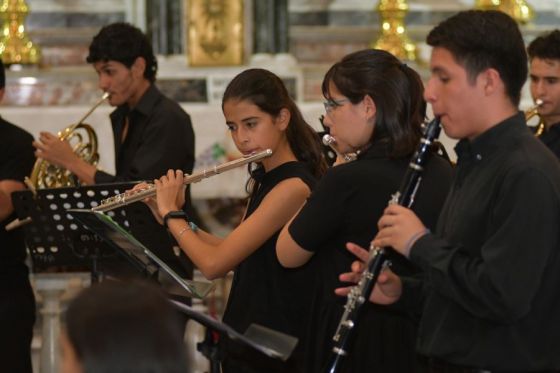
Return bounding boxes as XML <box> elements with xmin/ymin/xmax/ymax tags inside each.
<box><xmin>131</xmin><ymin>169</ymin><xmax>187</xmax><ymax>225</ymax></box>
<box><xmin>130</xmin><ymin>182</ymin><xmax>162</xmax><ymax>225</ymax></box>
<box><xmin>153</xmin><ymin>169</ymin><xmax>187</xmax><ymax>218</ymax></box>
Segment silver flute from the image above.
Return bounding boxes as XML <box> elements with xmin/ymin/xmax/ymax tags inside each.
<box><xmin>92</xmin><ymin>149</ymin><xmax>273</xmax><ymax>213</ymax></box>
<box><xmin>322</xmin><ymin>134</ymin><xmax>357</xmax><ymax>163</ymax></box>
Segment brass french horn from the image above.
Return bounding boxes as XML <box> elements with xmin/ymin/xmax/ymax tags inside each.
<box><xmin>525</xmin><ymin>99</ymin><xmax>545</xmax><ymax>137</ymax></box>
<box><xmin>27</xmin><ymin>92</ymin><xmax>109</xmax><ymax>190</ymax></box>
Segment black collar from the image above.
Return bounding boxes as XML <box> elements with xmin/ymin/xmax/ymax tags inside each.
<box><xmin>356</xmin><ymin>139</ymin><xmax>390</xmax><ymax>160</ymax></box>
<box><xmin>454</xmin><ymin>112</ymin><xmax>526</xmax><ymax>163</ymax></box>
<box><xmin>110</xmin><ymin>84</ymin><xmax>162</xmax><ymax>120</ymax></box>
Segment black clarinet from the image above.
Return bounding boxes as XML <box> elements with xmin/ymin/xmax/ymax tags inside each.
<box><xmin>325</xmin><ymin>117</ymin><xmax>442</xmax><ymax>373</ymax></box>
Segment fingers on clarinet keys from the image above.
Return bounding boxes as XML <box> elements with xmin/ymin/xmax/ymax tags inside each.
<box><xmin>382</xmin><ymin>260</ymin><xmax>392</xmax><ymax>272</ymax></box>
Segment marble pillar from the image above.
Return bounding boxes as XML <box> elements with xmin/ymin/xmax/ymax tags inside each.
<box><xmin>251</xmin><ymin>0</ymin><xmax>299</xmax><ymax>68</ymax></box>
<box><xmin>146</xmin><ymin>0</ymin><xmax>184</xmax><ymax>55</ymax></box>
<box><xmin>253</xmin><ymin>0</ymin><xmax>289</xmax><ymax>54</ymax></box>
<box><xmin>34</xmin><ymin>273</ymin><xmax>90</xmax><ymax>373</ymax></box>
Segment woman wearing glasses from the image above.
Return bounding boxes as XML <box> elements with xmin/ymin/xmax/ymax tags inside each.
<box><xmin>276</xmin><ymin>49</ymin><xmax>453</xmax><ymax>372</ymax></box>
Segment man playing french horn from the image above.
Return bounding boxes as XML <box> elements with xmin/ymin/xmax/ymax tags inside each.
<box><xmin>33</xmin><ymin>22</ymin><xmax>196</xmax><ymax>190</ymax></box>
<box><xmin>528</xmin><ymin>29</ymin><xmax>560</xmax><ymax>158</ymax></box>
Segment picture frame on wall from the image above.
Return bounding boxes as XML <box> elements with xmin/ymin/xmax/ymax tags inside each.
<box><xmin>186</xmin><ymin>0</ymin><xmax>244</xmax><ymax>66</ymax></box>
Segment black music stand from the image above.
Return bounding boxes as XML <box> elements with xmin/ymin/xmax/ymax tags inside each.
<box><xmin>67</xmin><ymin>209</ymin><xmax>214</xmax><ymax>299</ymax></box>
<box><xmin>171</xmin><ymin>300</ymin><xmax>298</xmax><ymax>373</ymax></box>
<box><xmin>68</xmin><ymin>209</ymin><xmax>297</xmax><ymax>372</ymax></box>
<box><xmin>11</xmin><ymin>182</ymin><xmax>191</xmax><ymax>283</ymax></box>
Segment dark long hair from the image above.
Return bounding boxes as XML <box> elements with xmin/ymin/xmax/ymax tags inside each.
<box><xmin>64</xmin><ymin>280</ymin><xmax>187</xmax><ymax>373</ymax></box>
<box><xmin>222</xmin><ymin>68</ymin><xmax>327</xmax><ymax>194</ymax></box>
<box><xmin>322</xmin><ymin>49</ymin><xmax>425</xmax><ymax>158</ymax></box>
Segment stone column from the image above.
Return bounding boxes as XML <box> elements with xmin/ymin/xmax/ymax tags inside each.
<box><xmin>253</xmin><ymin>0</ymin><xmax>289</xmax><ymax>54</ymax></box>
<box><xmin>252</xmin><ymin>0</ymin><xmax>298</xmax><ymax>67</ymax></box>
<box><xmin>34</xmin><ymin>273</ymin><xmax>90</xmax><ymax>373</ymax></box>
<box><xmin>124</xmin><ymin>0</ymin><xmax>147</xmax><ymax>31</ymax></box>
<box><xmin>146</xmin><ymin>0</ymin><xmax>184</xmax><ymax>55</ymax></box>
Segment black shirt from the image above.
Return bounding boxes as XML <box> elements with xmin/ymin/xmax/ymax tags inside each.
<box><xmin>0</xmin><ymin>117</ymin><xmax>35</xmax><ymax>274</ymax></box>
<box><xmin>538</xmin><ymin>122</ymin><xmax>560</xmax><ymax>159</ymax></box>
<box><xmin>93</xmin><ymin>84</ymin><xmax>197</xmax><ymax>276</ymax></box>
<box><xmin>407</xmin><ymin>112</ymin><xmax>560</xmax><ymax>370</ymax></box>
<box><xmin>222</xmin><ymin>161</ymin><xmax>317</xmax><ymax>373</ymax></box>
<box><xmin>289</xmin><ymin>141</ymin><xmax>453</xmax><ymax>372</ymax></box>
<box><xmin>94</xmin><ymin>84</ymin><xmax>195</xmax><ymax>183</ymax></box>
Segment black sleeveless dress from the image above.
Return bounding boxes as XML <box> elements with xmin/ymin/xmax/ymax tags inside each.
<box><xmin>221</xmin><ymin>161</ymin><xmax>318</xmax><ymax>373</ymax></box>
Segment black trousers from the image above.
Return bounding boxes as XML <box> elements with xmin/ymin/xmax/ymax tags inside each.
<box><xmin>0</xmin><ymin>274</ymin><xmax>36</xmax><ymax>373</ymax></box>
<box><xmin>418</xmin><ymin>356</ymin><xmax>560</xmax><ymax>373</ymax></box>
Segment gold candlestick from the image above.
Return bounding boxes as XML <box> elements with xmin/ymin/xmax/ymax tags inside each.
<box><xmin>475</xmin><ymin>0</ymin><xmax>535</xmax><ymax>24</ymax></box>
<box><xmin>0</xmin><ymin>0</ymin><xmax>41</xmax><ymax>65</ymax></box>
<box><xmin>475</xmin><ymin>0</ymin><xmax>501</xmax><ymax>10</ymax></box>
<box><xmin>371</xmin><ymin>0</ymin><xmax>417</xmax><ymax>62</ymax></box>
